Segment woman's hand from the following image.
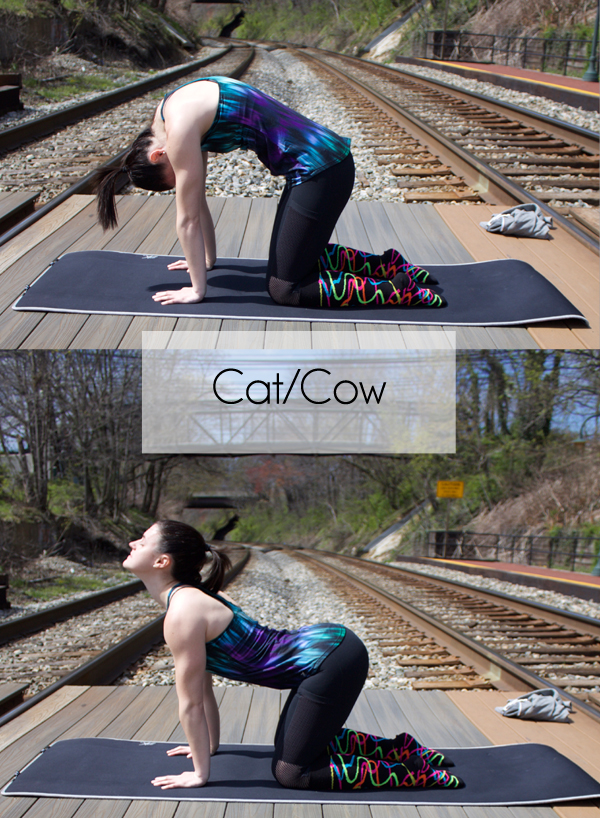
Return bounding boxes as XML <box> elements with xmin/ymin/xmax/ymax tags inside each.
<box><xmin>152</xmin><ymin>286</ymin><xmax>204</xmax><ymax>305</ymax></box>
<box><xmin>166</xmin><ymin>745</ymin><xmax>192</xmax><ymax>758</ymax></box>
<box><xmin>167</xmin><ymin>259</ymin><xmax>189</xmax><ymax>271</ymax></box>
<box><xmin>167</xmin><ymin>258</ymin><xmax>214</xmax><ymax>272</ymax></box>
<box><xmin>151</xmin><ymin>771</ymin><xmax>206</xmax><ymax>790</ymax></box>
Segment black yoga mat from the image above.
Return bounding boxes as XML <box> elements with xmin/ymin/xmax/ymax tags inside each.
<box><xmin>13</xmin><ymin>251</ymin><xmax>586</xmax><ymax>327</ymax></box>
<box><xmin>3</xmin><ymin>739</ymin><xmax>600</xmax><ymax>805</ymax></box>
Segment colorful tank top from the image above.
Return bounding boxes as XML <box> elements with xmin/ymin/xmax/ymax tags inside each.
<box><xmin>166</xmin><ymin>584</ymin><xmax>346</xmax><ymax>689</ymax></box>
<box><xmin>160</xmin><ymin>76</ymin><xmax>351</xmax><ymax>187</ymax></box>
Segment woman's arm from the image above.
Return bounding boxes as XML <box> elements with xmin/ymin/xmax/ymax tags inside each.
<box><xmin>203</xmin><ymin>672</ymin><xmax>220</xmax><ymax>754</ymax></box>
<box><xmin>152</xmin><ymin>606</ymin><xmax>211</xmax><ymax>789</ymax></box>
<box><xmin>153</xmin><ymin>117</ymin><xmax>209</xmax><ymax>305</ymax></box>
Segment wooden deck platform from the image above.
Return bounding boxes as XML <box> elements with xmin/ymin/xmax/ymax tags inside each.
<box><xmin>0</xmin><ymin>684</ymin><xmax>599</xmax><ymax>818</ymax></box>
<box><xmin>0</xmin><ymin>194</ymin><xmax>597</xmax><ymax>350</ymax></box>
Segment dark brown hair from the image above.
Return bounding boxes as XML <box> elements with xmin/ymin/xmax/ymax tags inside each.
<box><xmin>93</xmin><ymin>127</ymin><xmax>173</xmax><ymax>230</ymax></box>
<box><xmin>155</xmin><ymin>520</ymin><xmax>231</xmax><ymax>593</ymax></box>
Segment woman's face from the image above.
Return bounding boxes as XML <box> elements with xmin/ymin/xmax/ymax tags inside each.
<box><xmin>123</xmin><ymin>523</ymin><xmax>163</xmax><ymax>574</ymax></box>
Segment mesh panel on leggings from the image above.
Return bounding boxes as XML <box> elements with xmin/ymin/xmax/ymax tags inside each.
<box><xmin>267</xmin><ymin>276</ymin><xmax>300</xmax><ymax>306</ymax></box>
<box><xmin>274</xmin><ymin>760</ymin><xmax>311</xmax><ymax>790</ymax></box>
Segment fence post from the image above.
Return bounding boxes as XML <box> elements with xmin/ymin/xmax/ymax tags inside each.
<box><xmin>571</xmin><ymin>537</ymin><xmax>577</xmax><ymax>571</ymax></box>
<box><xmin>563</xmin><ymin>39</ymin><xmax>570</xmax><ymax>75</ymax></box>
<box><xmin>522</xmin><ymin>37</ymin><xmax>527</xmax><ymax>68</ymax></box>
<box><xmin>542</xmin><ymin>37</ymin><xmax>548</xmax><ymax>71</ymax></box>
<box><xmin>511</xmin><ymin>535</ymin><xmax>515</xmax><ymax>562</ymax></box>
<box><xmin>528</xmin><ymin>536</ymin><xmax>533</xmax><ymax>564</ymax></box>
<box><xmin>547</xmin><ymin>537</ymin><xmax>554</xmax><ymax>569</ymax></box>
<box><xmin>506</xmin><ymin>35</ymin><xmax>510</xmax><ymax>65</ymax></box>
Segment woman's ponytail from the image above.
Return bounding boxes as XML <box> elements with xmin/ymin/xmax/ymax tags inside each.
<box><xmin>202</xmin><ymin>542</ymin><xmax>232</xmax><ymax>593</ymax></box>
<box><xmin>94</xmin><ymin>165</ymin><xmax>126</xmax><ymax>230</ymax></box>
<box><xmin>93</xmin><ymin>126</ymin><xmax>173</xmax><ymax>231</ymax></box>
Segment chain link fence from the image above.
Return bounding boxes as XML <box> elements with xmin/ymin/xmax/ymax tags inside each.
<box><xmin>412</xmin><ymin>30</ymin><xmax>593</xmax><ymax>76</ymax></box>
<box><xmin>418</xmin><ymin>529</ymin><xmax>600</xmax><ymax>573</ymax></box>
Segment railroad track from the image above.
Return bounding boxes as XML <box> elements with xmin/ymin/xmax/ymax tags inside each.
<box><xmin>0</xmin><ymin>45</ymin><xmax>255</xmax><ymax>247</ymax></box>
<box><xmin>0</xmin><ymin>545</ymin><xmax>249</xmax><ymax>727</ymax></box>
<box><xmin>296</xmin><ymin>48</ymin><xmax>598</xmax><ymax>251</ymax></box>
<box><xmin>289</xmin><ymin>548</ymin><xmax>600</xmax><ymax>723</ymax></box>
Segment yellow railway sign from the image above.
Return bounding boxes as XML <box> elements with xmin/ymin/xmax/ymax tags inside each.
<box><xmin>437</xmin><ymin>480</ymin><xmax>464</xmax><ymax>499</ymax></box>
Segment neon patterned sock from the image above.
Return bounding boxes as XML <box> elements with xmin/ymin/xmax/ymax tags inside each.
<box><xmin>380</xmin><ymin>248</ymin><xmax>439</xmax><ymax>285</ymax></box>
<box><xmin>317</xmin><ymin>244</ymin><xmax>438</xmax><ymax>285</ymax></box>
<box><xmin>323</xmin><ymin>753</ymin><xmax>463</xmax><ymax>791</ymax></box>
<box><xmin>330</xmin><ymin>728</ymin><xmax>453</xmax><ymax>767</ymax></box>
<box><xmin>390</xmin><ymin>271</ymin><xmax>446</xmax><ymax>308</ymax></box>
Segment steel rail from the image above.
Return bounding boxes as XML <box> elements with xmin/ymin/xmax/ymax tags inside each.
<box><xmin>0</xmin><ymin>47</ymin><xmax>232</xmax><ymax>155</ymax></box>
<box><xmin>292</xmin><ymin>548</ymin><xmax>600</xmax><ymax>723</ymax></box>
<box><xmin>308</xmin><ymin>47</ymin><xmax>599</xmax><ymax>155</ymax></box>
<box><xmin>314</xmin><ymin>549</ymin><xmax>600</xmax><ymax>637</ymax></box>
<box><xmin>0</xmin><ymin>547</ymin><xmax>250</xmax><ymax>728</ymax></box>
<box><xmin>0</xmin><ymin>47</ymin><xmax>255</xmax><ymax>250</ymax></box>
<box><xmin>0</xmin><ymin>579</ymin><xmax>144</xmax><ymax>647</ymax></box>
<box><xmin>297</xmin><ymin>49</ymin><xmax>598</xmax><ymax>254</ymax></box>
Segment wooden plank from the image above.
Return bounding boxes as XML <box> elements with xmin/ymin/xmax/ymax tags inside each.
<box><xmin>243</xmin><ymin>687</ymin><xmax>281</xmax><ymax>745</ymax></box>
<box><xmin>0</xmin><ymin>195</ymin><xmax>94</xmax><ymax>277</ymax></box>
<box><xmin>135</xmin><ymin>196</ymin><xmax>179</xmax><ymax>255</ymax></box>
<box><xmin>264</xmin><ymin>321</ymin><xmax>312</xmax><ymax>349</ymax></box>
<box><xmin>240</xmin><ymin>199</ymin><xmax>277</xmax><ymax>259</ymax></box>
<box><xmin>215</xmin><ymin>198</ymin><xmax>253</xmax><ymax>259</ymax></box>
<box><xmin>22</xmin><ymin>312</ymin><xmax>90</xmax><ymax>350</ymax></box>
<box><xmin>175</xmin><ymin>801</ymin><xmax>226</xmax><ymax>818</ymax></box>
<box><xmin>376</xmin><ymin>690</ymin><xmax>457</xmax><ymax>748</ymax></box>
<box><xmin>69</xmin><ymin>314</ymin><xmax>133</xmax><ymax>349</ymax></box>
<box><xmin>371</xmin><ymin>804</ymin><xmax>420</xmax><ymax>818</ymax></box>
<box><xmin>98</xmin><ymin>686</ymin><xmax>172</xmax><ymax>739</ymax></box>
<box><xmin>382</xmin><ymin>203</ymin><xmax>474</xmax><ymax>265</ymax></box>
<box><xmin>412</xmin><ymin>691</ymin><xmax>491</xmax><ymax>747</ymax></box>
<box><xmin>104</xmin><ymin>197</ymin><xmax>175</xmax><ymax>253</ymax></box>
<box><xmin>123</xmin><ymin>800</ymin><xmax>178</xmax><ymax>818</ymax></box>
<box><xmin>356</xmin><ymin>324</ymin><xmax>406</xmax><ymax>349</ymax></box>
<box><xmin>120</xmin><ymin>316</ymin><xmax>178</xmax><ymax>349</ymax></box>
<box><xmin>274</xmin><ymin>803</ymin><xmax>322</xmax><ymax>818</ymax></box>
<box><xmin>400</xmin><ymin>328</ymin><xmax>454</xmax><ymax>349</ymax></box>
<box><xmin>58</xmin><ymin>686</ymin><xmax>143</xmax><ymax>741</ymax></box>
<box><xmin>5</xmin><ymin>798</ymin><xmax>83</xmax><ymax>818</ymax></box>
<box><xmin>311</xmin><ymin>323</ymin><xmax>359</xmax><ymax>349</ymax></box>
<box><xmin>69</xmin><ymin>800</ymin><xmax>130</xmax><ymax>818</ymax></box>
<box><xmin>169</xmin><ymin>319</ymin><xmax>222</xmax><ymax>347</ymax></box>
<box><xmin>482</xmin><ymin>327</ymin><xmax>540</xmax><ymax>350</ymax></box>
<box><xmin>0</xmin><ymin>686</ymin><xmax>88</xmax><ymax>753</ymax></box>
<box><xmin>0</xmin><ymin>795</ymin><xmax>37</xmax><ymax>818</ymax></box>
<box><xmin>356</xmin><ymin>201</ymin><xmax>398</xmax><ymax>255</ymax></box>
<box><xmin>224</xmin><ymin>801</ymin><xmax>273</xmax><ymax>818</ymax></box>
<box><xmin>218</xmin><ymin>686</ymin><xmax>253</xmax><ymax>743</ymax></box>
<box><xmin>337</xmin><ymin>201</ymin><xmax>372</xmax><ymax>252</ymax></box>
<box><xmin>217</xmin><ymin>321</ymin><xmax>266</xmax><ymax>348</ymax></box>
<box><xmin>133</xmin><ymin>685</ymin><xmax>180</xmax><ymax>742</ymax></box>
<box><xmin>322</xmin><ymin>804</ymin><xmax>372</xmax><ymax>818</ymax></box>
<box><xmin>0</xmin><ymin>310</ymin><xmax>45</xmax><ymax>348</ymax></box>
<box><xmin>345</xmin><ymin>691</ymin><xmax>381</xmax><ymax>735</ymax></box>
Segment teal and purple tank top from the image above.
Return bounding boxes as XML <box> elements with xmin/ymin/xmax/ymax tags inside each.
<box><xmin>167</xmin><ymin>585</ymin><xmax>346</xmax><ymax>689</ymax></box>
<box><xmin>160</xmin><ymin>76</ymin><xmax>351</xmax><ymax>187</ymax></box>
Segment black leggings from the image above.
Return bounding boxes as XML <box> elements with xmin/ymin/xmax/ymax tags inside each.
<box><xmin>267</xmin><ymin>153</ymin><xmax>355</xmax><ymax>307</ymax></box>
<box><xmin>271</xmin><ymin>628</ymin><xmax>369</xmax><ymax>788</ymax></box>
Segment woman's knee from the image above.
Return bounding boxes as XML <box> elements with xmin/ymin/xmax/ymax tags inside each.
<box><xmin>267</xmin><ymin>276</ymin><xmax>300</xmax><ymax>306</ymax></box>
